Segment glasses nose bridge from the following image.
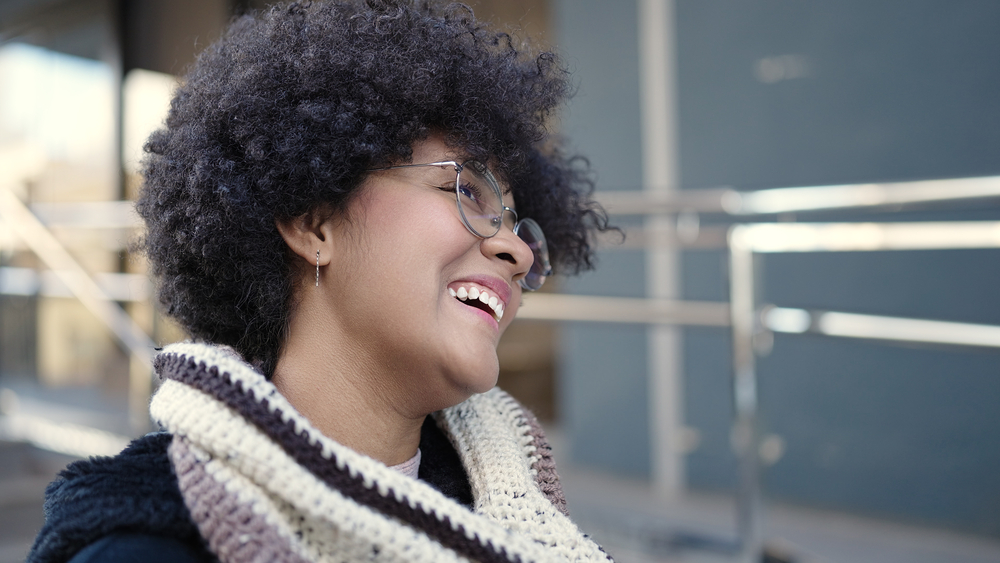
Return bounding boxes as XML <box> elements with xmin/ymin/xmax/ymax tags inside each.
<box><xmin>499</xmin><ymin>206</ymin><xmax>519</xmax><ymax>234</ymax></box>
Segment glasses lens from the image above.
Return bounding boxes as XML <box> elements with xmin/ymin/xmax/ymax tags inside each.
<box><xmin>455</xmin><ymin>161</ymin><xmax>504</xmax><ymax>237</ymax></box>
<box><xmin>514</xmin><ymin>218</ymin><xmax>551</xmax><ymax>291</ymax></box>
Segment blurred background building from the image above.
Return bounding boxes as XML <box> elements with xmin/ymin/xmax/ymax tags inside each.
<box><xmin>0</xmin><ymin>1</ymin><xmax>999</xmax><ymax>562</ymax></box>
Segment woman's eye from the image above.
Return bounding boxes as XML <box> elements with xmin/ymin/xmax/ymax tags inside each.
<box><xmin>458</xmin><ymin>183</ymin><xmax>483</xmax><ymax>202</ymax></box>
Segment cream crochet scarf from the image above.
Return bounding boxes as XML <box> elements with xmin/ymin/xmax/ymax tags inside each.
<box><xmin>150</xmin><ymin>342</ymin><xmax>613</xmax><ymax>563</ymax></box>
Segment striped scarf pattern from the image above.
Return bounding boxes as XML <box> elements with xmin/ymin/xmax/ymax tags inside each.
<box><xmin>150</xmin><ymin>342</ymin><xmax>613</xmax><ymax>563</ymax></box>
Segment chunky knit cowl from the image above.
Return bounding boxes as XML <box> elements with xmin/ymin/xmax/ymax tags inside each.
<box><xmin>33</xmin><ymin>342</ymin><xmax>613</xmax><ymax>563</ymax></box>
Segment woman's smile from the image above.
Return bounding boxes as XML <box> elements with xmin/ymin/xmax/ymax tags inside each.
<box><xmin>447</xmin><ymin>276</ymin><xmax>512</xmax><ymax>324</ymax></box>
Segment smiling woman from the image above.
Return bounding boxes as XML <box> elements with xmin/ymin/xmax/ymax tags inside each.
<box><xmin>27</xmin><ymin>1</ymin><xmax>613</xmax><ymax>562</ymax></box>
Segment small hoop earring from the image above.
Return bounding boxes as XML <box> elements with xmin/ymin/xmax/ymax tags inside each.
<box><xmin>315</xmin><ymin>250</ymin><xmax>320</xmax><ymax>287</ymax></box>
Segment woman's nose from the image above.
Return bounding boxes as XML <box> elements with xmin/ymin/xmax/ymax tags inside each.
<box><xmin>480</xmin><ymin>221</ymin><xmax>533</xmax><ymax>282</ymax></box>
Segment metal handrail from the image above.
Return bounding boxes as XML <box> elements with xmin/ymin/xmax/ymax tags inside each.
<box><xmin>0</xmin><ymin>186</ymin><xmax>155</xmax><ymax>367</ymax></box>
<box><xmin>554</xmin><ymin>185</ymin><xmax>1000</xmax><ymax>562</ymax></box>
<box><xmin>518</xmin><ymin>294</ymin><xmax>1000</xmax><ymax>351</ymax></box>
<box><xmin>517</xmin><ymin>294</ymin><xmax>729</xmax><ymax>326</ymax></box>
<box><xmin>0</xmin><ymin>182</ymin><xmax>156</xmax><ymax>435</ymax></box>
<box><xmin>763</xmin><ymin>306</ymin><xmax>1000</xmax><ymax>349</ymax></box>
<box><xmin>596</xmin><ymin>174</ymin><xmax>1000</xmax><ymax>216</ymax></box>
<box><xmin>726</xmin><ymin>220</ymin><xmax>1000</xmax><ymax>561</ymax></box>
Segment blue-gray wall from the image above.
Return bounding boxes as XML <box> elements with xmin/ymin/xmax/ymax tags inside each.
<box><xmin>678</xmin><ymin>0</ymin><xmax>1000</xmax><ymax>536</ymax></box>
<box><xmin>554</xmin><ymin>0</ymin><xmax>1000</xmax><ymax>537</ymax></box>
<box><xmin>553</xmin><ymin>0</ymin><xmax>651</xmax><ymax>477</ymax></box>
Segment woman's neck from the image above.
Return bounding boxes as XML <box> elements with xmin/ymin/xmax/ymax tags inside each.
<box><xmin>272</xmin><ymin>307</ymin><xmax>425</xmax><ymax>466</ymax></box>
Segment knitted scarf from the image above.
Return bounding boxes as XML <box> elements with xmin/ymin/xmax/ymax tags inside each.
<box><xmin>151</xmin><ymin>342</ymin><xmax>613</xmax><ymax>563</ymax></box>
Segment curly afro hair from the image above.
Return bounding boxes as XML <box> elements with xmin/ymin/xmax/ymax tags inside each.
<box><xmin>136</xmin><ymin>0</ymin><xmax>610</xmax><ymax>376</ymax></box>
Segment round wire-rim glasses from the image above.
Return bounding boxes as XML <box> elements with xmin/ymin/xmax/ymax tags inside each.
<box><xmin>369</xmin><ymin>159</ymin><xmax>552</xmax><ymax>291</ymax></box>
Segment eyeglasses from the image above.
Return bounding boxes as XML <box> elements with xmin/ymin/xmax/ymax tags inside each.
<box><xmin>369</xmin><ymin>160</ymin><xmax>552</xmax><ymax>291</ymax></box>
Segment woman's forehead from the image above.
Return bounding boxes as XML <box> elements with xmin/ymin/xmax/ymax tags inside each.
<box><xmin>409</xmin><ymin>133</ymin><xmax>458</xmax><ymax>161</ymax></box>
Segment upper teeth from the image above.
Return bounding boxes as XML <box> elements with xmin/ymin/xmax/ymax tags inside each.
<box><xmin>449</xmin><ymin>286</ymin><xmax>504</xmax><ymax>320</ymax></box>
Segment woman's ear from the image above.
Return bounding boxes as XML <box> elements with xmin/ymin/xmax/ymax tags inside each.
<box><xmin>275</xmin><ymin>210</ymin><xmax>335</xmax><ymax>268</ymax></box>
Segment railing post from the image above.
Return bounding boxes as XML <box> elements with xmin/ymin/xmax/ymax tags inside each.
<box><xmin>729</xmin><ymin>226</ymin><xmax>763</xmax><ymax>563</ymax></box>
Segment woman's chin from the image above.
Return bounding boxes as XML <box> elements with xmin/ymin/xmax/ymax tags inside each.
<box><xmin>443</xmin><ymin>358</ymin><xmax>500</xmax><ymax>402</ymax></box>
<box><xmin>467</xmin><ymin>368</ymin><xmax>500</xmax><ymax>395</ymax></box>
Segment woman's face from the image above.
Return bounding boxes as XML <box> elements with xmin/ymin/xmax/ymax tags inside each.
<box><xmin>320</xmin><ymin>135</ymin><xmax>534</xmax><ymax>414</ymax></box>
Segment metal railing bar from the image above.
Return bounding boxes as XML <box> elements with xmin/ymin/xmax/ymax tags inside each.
<box><xmin>763</xmin><ymin>306</ymin><xmax>1000</xmax><ymax>349</ymax></box>
<box><xmin>732</xmin><ymin>221</ymin><xmax>1000</xmax><ymax>252</ymax></box>
<box><xmin>596</xmin><ymin>188</ymin><xmax>730</xmax><ymax>215</ymax></box>
<box><xmin>0</xmin><ymin>267</ymin><xmax>151</xmax><ymax>302</ymax></box>
<box><xmin>516</xmin><ymin>293</ymin><xmax>730</xmax><ymax>326</ymax></box>
<box><xmin>596</xmin><ymin>175</ymin><xmax>1000</xmax><ymax>216</ymax></box>
<box><xmin>727</xmin><ymin>237</ymin><xmax>762</xmax><ymax>561</ymax></box>
<box><xmin>30</xmin><ymin>200</ymin><xmax>140</xmax><ymax>229</ymax></box>
<box><xmin>515</xmin><ymin>294</ymin><xmax>1000</xmax><ymax>353</ymax></box>
<box><xmin>595</xmin><ymin>224</ymin><xmax>730</xmax><ymax>250</ymax></box>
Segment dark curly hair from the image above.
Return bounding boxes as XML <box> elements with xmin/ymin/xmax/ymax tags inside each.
<box><xmin>136</xmin><ymin>0</ymin><xmax>610</xmax><ymax>376</ymax></box>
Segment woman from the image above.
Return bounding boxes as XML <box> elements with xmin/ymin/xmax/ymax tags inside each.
<box><xmin>29</xmin><ymin>1</ymin><xmax>613</xmax><ymax>561</ymax></box>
